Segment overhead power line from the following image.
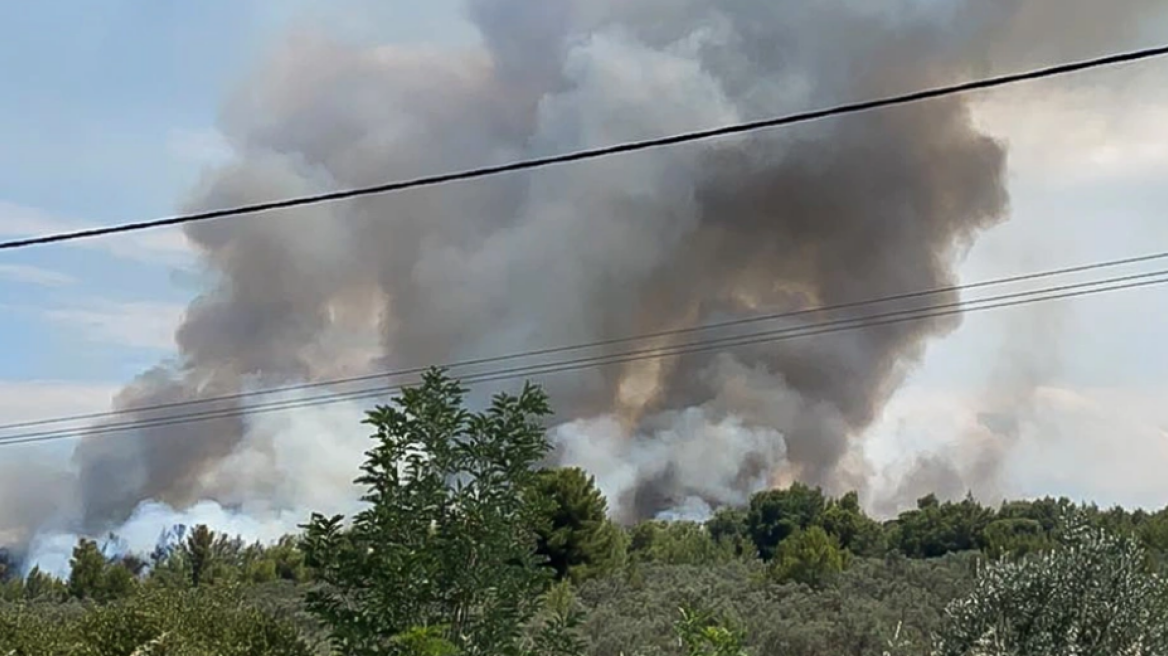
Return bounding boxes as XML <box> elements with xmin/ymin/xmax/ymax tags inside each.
<box><xmin>2</xmin><ymin>247</ymin><xmax>1168</xmax><ymax>431</ymax></box>
<box><xmin>4</xmin><ymin>247</ymin><xmax>1168</xmax><ymax>435</ymax></box>
<box><xmin>3</xmin><ymin>267</ymin><xmax>1166</xmax><ymax>448</ymax></box>
<box><xmin>3</xmin><ymin>44</ymin><xmax>1168</xmax><ymax>252</ymax></box>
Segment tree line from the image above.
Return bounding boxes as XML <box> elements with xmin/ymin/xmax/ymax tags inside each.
<box><xmin>2</xmin><ymin>369</ymin><xmax>1167</xmax><ymax>654</ymax></box>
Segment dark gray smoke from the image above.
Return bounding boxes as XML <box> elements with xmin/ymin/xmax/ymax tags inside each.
<box><xmin>55</xmin><ymin>0</ymin><xmax>1168</xmax><ymax>533</ymax></box>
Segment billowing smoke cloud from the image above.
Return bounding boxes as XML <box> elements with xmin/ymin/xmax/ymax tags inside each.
<box><xmin>8</xmin><ymin>0</ymin><xmax>1166</xmax><ymax>553</ymax></box>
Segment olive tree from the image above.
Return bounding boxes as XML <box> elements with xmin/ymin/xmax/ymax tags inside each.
<box><xmin>934</xmin><ymin>512</ymin><xmax>1168</xmax><ymax>655</ymax></box>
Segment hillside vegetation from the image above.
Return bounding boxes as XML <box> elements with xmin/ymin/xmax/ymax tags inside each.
<box><xmin>3</xmin><ymin>370</ymin><xmax>1167</xmax><ymax>655</ymax></box>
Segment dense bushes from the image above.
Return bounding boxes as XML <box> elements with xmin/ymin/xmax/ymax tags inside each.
<box><xmin>576</xmin><ymin>555</ymin><xmax>979</xmax><ymax>656</ymax></box>
<box><xmin>6</xmin><ymin>481</ymin><xmax>1168</xmax><ymax>655</ymax></box>
<box><xmin>0</xmin><ymin>586</ymin><xmax>312</xmax><ymax>655</ymax></box>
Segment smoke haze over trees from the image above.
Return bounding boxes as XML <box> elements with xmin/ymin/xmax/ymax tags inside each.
<box><xmin>5</xmin><ymin>371</ymin><xmax>1168</xmax><ymax>654</ymax></box>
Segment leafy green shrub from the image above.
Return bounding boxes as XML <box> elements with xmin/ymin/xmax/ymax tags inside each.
<box><xmin>935</xmin><ymin>515</ymin><xmax>1168</xmax><ymax>656</ymax></box>
<box><xmin>0</xmin><ymin>585</ymin><xmax>311</xmax><ymax>655</ymax></box>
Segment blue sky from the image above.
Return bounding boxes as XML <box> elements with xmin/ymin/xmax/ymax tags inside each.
<box><xmin>1</xmin><ymin>2</ymin><xmax>277</xmax><ymax>383</ymax></box>
<box><xmin>2</xmin><ymin>2</ymin><xmax>1168</xmax><ymax>510</ymax></box>
<box><xmin>0</xmin><ymin>1</ymin><xmax>470</xmax><ymax>384</ymax></box>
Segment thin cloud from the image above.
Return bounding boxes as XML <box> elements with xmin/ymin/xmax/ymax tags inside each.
<box><xmin>0</xmin><ymin>263</ymin><xmax>76</xmax><ymax>287</ymax></box>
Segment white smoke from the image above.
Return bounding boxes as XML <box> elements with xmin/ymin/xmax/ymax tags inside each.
<box><xmin>24</xmin><ymin>390</ymin><xmax>370</xmax><ymax>574</ymax></box>
<box><xmin>554</xmin><ymin>405</ymin><xmax>788</xmax><ymax>522</ymax></box>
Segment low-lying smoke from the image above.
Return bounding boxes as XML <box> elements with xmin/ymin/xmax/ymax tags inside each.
<box><xmin>5</xmin><ymin>0</ymin><xmax>1167</xmax><ymax>562</ymax></box>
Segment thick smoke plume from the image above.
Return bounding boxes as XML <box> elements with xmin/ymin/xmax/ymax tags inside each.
<box><xmin>8</xmin><ymin>0</ymin><xmax>1167</xmax><ymax>556</ymax></box>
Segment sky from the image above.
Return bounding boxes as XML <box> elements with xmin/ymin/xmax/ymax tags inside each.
<box><xmin>1</xmin><ymin>1</ymin><xmax>1168</xmax><ymax>513</ymax></box>
<box><xmin>0</xmin><ymin>0</ymin><xmax>470</xmax><ymax>399</ymax></box>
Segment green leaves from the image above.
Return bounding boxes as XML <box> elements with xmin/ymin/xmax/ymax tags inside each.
<box><xmin>0</xmin><ymin>586</ymin><xmax>310</xmax><ymax>655</ymax></box>
<box><xmin>934</xmin><ymin>511</ymin><xmax>1168</xmax><ymax>656</ymax></box>
<box><xmin>981</xmin><ymin>518</ymin><xmax>1052</xmax><ymax>561</ymax></box>
<box><xmin>628</xmin><ymin>522</ymin><xmax>734</xmax><ymax>567</ymax></box>
<box><xmin>68</xmin><ymin>539</ymin><xmax>108</xmax><ymax>601</ymax></box>
<box><xmin>769</xmin><ymin>526</ymin><xmax>846</xmax><ymax>588</ymax></box>
<box><xmin>390</xmin><ymin>627</ymin><xmax>460</xmax><ymax>656</ymax></box>
<box><xmin>66</xmin><ymin>539</ymin><xmax>137</xmax><ymax>603</ymax></box>
<box><xmin>301</xmin><ymin>368</ymin><xmax>571</xmax><ymax>656</ymax></box>
<box><xmin>530</xmin><ymin>467</ymin><xmax>627</xmax><ymax>583</ymax></box>
<box><xmin>890</xmin><ymin>494</ymin><xmax>997</xmax><ymax>559</ymax></box>
<box><xmin>674</xmin><ymin>606</ymin><xmax>749</xmax><ymax>656</ymax></box>
<box><xmin>746</xmin><ymin>483</ymin><xmax>829</xmax><ymax>562</ymax></box>
<box><xmin>528</xmin><ymin>582</ymin><xmax>588</xmax><ymax>656</ymax></box>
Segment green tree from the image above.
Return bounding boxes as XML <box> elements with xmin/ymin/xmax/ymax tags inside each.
<box><xmin>529</xmin><ymin>581</ymin><xmax>588</xmax><ymax>656</ymax></box>
<box><xmin>238</xmin><ymin>542</ymin><xmax>279</xmax><ymax>585</ymax></box>
<box><xmin>300</xmin><ymin>368</ymin><xmax>572</xmax><ymax>656</ymax></box>
<box><xmin>0</xmin><ymin>578</ymin><xmax>21</xmax><ymax>603</ymax></box>
<box><xmin>745</xmin><ymin>484</ymin><xmax>827</xmax><ymax>561</ymax></box>
<box><xmin>264</xmin><ymin>535</ymin><xmax>309</xmax><ymax>582</ymax></box>
<box><xmin>68</xmin><ymin>538</ymin><xmax>108</xmax><ymax>601</ymax></box>
<box><xmin>146</xmin><ymin>524</ymin><xmax>256</xmax><ymax>589</ymax></box>
<box><xmin>102</xmin><ymin>562</ymin><xmax>136</xmax><ymax>601</ymax></box>
<box><xmin>981</xmin><ymin>518</ymin><xmax>1051</xmax><ymax>560</ymax></box>
<box><xmin>821</xmin><ymin>491</ymin><xmax>885</xmax><ymax>557</ymax></box>
<box><xmin>628</xmin><ymin>521</ymin><xmax>733</xmax><ymax>566</ymax></box>
<box><xmin>705</xmin><ymin>508</ymin><xmax>755</xmax><ymax>559</ymax></box>
<box><xmin>186</xmin><ymin>524</ymin><xmax>217</xmax><ymax>588</ymax></box>
<box><xmin>22</xmin><ymin>566</ymin><xmax>65</xmax><ymax>601</ymax></box>
<box><xmin>996</xmin><ymin>497</ymin><xmax>1073</xmax><ymax>535</ymax></box>
<box><xmin>934</xmin><ymin>513</ymin><xmax>1168</xmax><ymax>656</ymax></box>
<box><xmin>530</xmin><ymin>467</ymin><xmax>626</xmax><ymax>583</ymax></box>
<box><xmin>66</xmin><ymin>539</ymin><xmax>138</xmax><ymax>603</ymax></box>
<box><xmin>891</xmin><ymin>494</ymin><xmax>995</xmax><ymax>559</ymax></box>
<box><xmin>769</xmin><ymin>526</ymin><xmax>846</xmax><ymax>588</ymax></box>
<box><xmin>1136</xmin><ymin>506</ymin><xmax>1168</xmax><ymax>561</ymax></box>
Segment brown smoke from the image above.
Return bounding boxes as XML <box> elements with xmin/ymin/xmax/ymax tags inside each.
<box><xmin>64</xmin><ymin>0</ymin><xmax>1167</xmax><ymax>531</ymax></box>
